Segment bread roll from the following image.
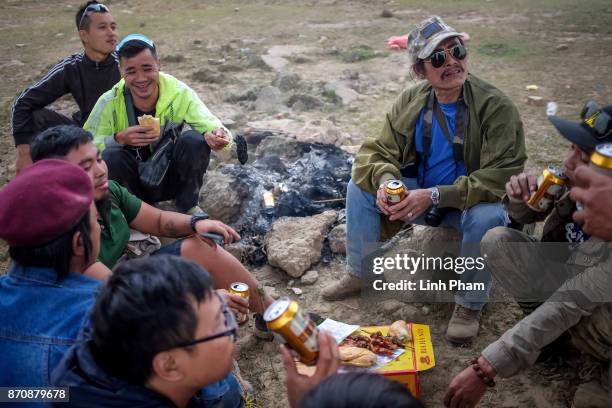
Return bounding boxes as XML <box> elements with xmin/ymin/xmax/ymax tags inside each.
<box><xmin>339</xmin><ymin>346</ymin><xmax>377</xmax><ymax>367</ymax></box>
<box><xmin>388</xmin><ymin>320</ymin><xmax>411</xmax><ymax>342</ymax></box>
<box><xmin>137</xmin><ymin>114</ymin><xmax>160</xmax><ymax>136</ymax></box>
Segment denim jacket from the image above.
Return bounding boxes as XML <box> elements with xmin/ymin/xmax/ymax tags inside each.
<box><xmin>0</xmin><ymin>263</ymin><xmax>100</xmax><ymax>395</ymax></box>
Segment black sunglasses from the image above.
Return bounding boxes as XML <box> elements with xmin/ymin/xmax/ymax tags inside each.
<box><xmin>581</xmin><ymin>101</ymin><xmax>612</xmax><ymax>139</ymax></box>
<box><xmin>425</xmin><ymin>44</ymin><xmax>467</xmax><ymax>68</ymax></box>
<box><xmin>78</xmin><ymin>3</ymin><xmax>110</xmax><ymax>29</ymax></box>
<box><xmin>164</xmin><ymin>294</ymin><xmax>237</xmax><ymax>350</ymax></box>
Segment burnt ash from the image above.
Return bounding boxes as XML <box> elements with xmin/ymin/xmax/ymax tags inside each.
<box><xmin>218</xmin><ymin>138</ymin><xmax>352</xmax><ymax>265</ymax></box>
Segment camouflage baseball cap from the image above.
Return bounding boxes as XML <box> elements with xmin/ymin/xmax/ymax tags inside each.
<box><xmin>407</xmin><ymin>16</ymin><xmax>461</xmax><ymax>65</ymax></box>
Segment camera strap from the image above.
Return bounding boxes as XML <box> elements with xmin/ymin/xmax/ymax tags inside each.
<box><xmin>422</xmin><ymin>90</ymin><xmax>467</xmax><ymax>167</ymax></box>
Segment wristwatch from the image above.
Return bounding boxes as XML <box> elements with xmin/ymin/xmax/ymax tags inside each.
<box><xmin>190</xmin><ymin>208</ymin><xmax>210</xmax><ymax>232</ymax></box>
<box><xmin>430</xmin><ymin>187</ymin><xmax>440</xmax><ymax>206</ymax></box>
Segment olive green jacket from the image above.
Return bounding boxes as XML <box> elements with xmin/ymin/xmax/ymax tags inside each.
<box><xmin>352</xmin><ymin>74</ymin><xmax>527</xmax><ymax>210</ymax></box>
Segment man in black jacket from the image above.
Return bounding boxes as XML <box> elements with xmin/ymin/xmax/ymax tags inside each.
<box><xmin>10</xmin><ymin>1</ymin><xmax>119</xmax><ymax>174</ymax></box>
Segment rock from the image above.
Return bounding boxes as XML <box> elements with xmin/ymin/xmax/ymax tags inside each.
<box><xmin>291</xmin><ymin>287</ymin><xmax>303</xmax><ymax>295</ymax></box>
<box><xmin>421</xmin><ymin>305</ymin><xmax>431</xmax><ymax>315</ymax></box>
<box><xmin>192</xmin><ymin>68</ymin><xmax>225</xmax><ymax>83</ymax></box>
<box><xmin>329</xmin><ymin>224</ymin><xmax>347</xmax><ymax>254</ymax></box>
<box><xmin>380</xmin><ymin>299</ymin><xmax>404</xmax><ymax>314</ymax></box>
<box><xmin>381</xmin><ymin>9</ymin><xmax>394</xmax><ymax>18</ymax></box>
<box><xmin>246</xmin><ymin>54</ymin><xmax>273</xmax><ymax>71</ymax></box>
<box><xmin>288</xmin><ymin>54</ymin><xmax>313</xmax><ymax>64</ymax></box>
<box><xmin>555</xmin><ymin>44</ymin><xmax>569</xmax><ymax>51</ymax></box>
<box><xmin>164</xmin><ymin>54</ymin><xmax>185</xmax><ymax>63</ymax></box>
<box><xmin>393</xmin><ymin>305</ymin><xmax>421</xmax><ymax>322</ymax></box>
<box><xmin>341</xmin><ymin>45</ymin><xmax>378</xmax><ymax>63</ymax></box>
<box><xmin>261</xmin><ymin>54</ymin><xmax>288</xmax><ymax>72</ymax></box>
<box><xmin>265</xmin><ymin>211</ymin><xmax>338</xmax><ymax>277</ymax></box>
<box><xmin>527</xmin><ymin>95</ymin><xmax>546</xmax><ymax>106</ymax></box>
<box><xmin>223</xmin><ymin>88</ymin><xmax>259</xmax><ymax>103</ymax></box>
<box><xmin>301</xmin><ymin>270</ymin><xmax>319</xmax><ymax>285</ymax></box>
<box><xmin>286</xmin><ymin>94</ymin><xmax>322</xmax><ymax>111</ymax></box>
<box><xmin>255</xmin><ymin>133</ymin><xmax>309</xmax><ymax>161</ymax></box>
<box><xmin>274</xmin><ymin>71</ymin><xmax>301</xmax><ymax>92</ymax></box>
<box><xmin>198</xmin><ymin>169</ymin><xmax>250</xmax><ymax>224</ymax></box>
<box><xmin>340</xmin><ymin>145</ymin><xmax>360</xmax><ymax>155</ymax></box>
<box><xmin>264</xmin><ymin>285</ymin><xmax>280</xmax><ymax>299</ymax></box>
<box><xmin>193</xmin><ymin>40</ymin><xmax>202</xmax><ymax>45</ymax></box>
<box><xmin>254</xmin><ymin>86</ymin><xmax>283</xmax><ymax>112</ymax></box>
<box><xmin>218</xmin><ymin>64</ymin><xmax>245</xmax><ymax>72</ymax></box>
<box><xmin>324</xmin><ymin>81</ymin><xmax>359</xmax><ymax>105</ymax></box>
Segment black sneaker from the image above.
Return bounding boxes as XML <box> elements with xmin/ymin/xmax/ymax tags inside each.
<box><xmin>235</xmin><ymin>134</ymin><xmax>248</xmax><ymax>165</ymax></box>
<box><xmin>253</xmin><ymin>313</ymin><xmax>273</xmax><ymax>341</ymax></box>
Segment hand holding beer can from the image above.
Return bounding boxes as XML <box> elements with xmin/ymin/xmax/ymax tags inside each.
<box><xmin>228</xmin><ymin>282</ymin><xmax>250</xmax><ymax>325</ymax></box>
<box><xmin>264</xmin><ymin>297</ymin><xmax>319</xmax><ymax>365</ymax></box>
<box><xmin>384</xmin><ymin>180</ymin><xmax>408</xmax><ymax>204</ymax></box>
<box><xmin>527</xmin><ymin>166</ymin><xmax>567</xmax><ymax>212</ymax></box>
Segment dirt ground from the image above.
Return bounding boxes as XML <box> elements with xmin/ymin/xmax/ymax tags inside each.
<box><xmin>1</xmin><ymin>0</ymin><xmax>612</xmax><ymax>407</ymax></box>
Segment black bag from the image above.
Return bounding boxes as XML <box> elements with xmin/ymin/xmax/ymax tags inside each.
<box><xmin>124</xmin><ymin>86</ymin><xmax>182</xmax><ymax>202</ymax></box>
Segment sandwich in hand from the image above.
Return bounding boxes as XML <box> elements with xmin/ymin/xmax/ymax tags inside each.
<box><xmin>137</xmin><ymin>114</ymin><xmax>161</xmax><ymax>137</ymax></box>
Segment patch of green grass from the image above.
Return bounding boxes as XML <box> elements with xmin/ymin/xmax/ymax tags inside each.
<box><xmin>340</xmin><ymin>45</ymin><xmax>380</xmax><ymax>63</ymax></box>
<box><xmin>477</xmin><ymin>43</ymin><xmax>519</xmax><ymax>57</ymax></box>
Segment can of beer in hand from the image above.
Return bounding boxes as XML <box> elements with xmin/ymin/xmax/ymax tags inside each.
<box><xmin>228</xmin><ymin>282</ymin><xmax>250</xmax><ymax>325</ymax></box>
<box><xmin>527</xmin><ymin>165</ymin><xmax>567</xmax><ymax>212</ymax></box>
<box><xmin>264</xmin><ymin>297</ymin><xmax>319</xmax><ymax>365</ymax></box>
<box><xmin>589</xmin><ymin>143</ymin><xmax>612</xmax><ymax>177</ymax></box>
<box><xmin>384</xmin><ymin>180</ymin><xmax>408</xmax><ymax>204</ymax></box>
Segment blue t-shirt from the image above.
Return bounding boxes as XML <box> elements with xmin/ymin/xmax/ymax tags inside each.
<box><xmin>415</xmin><ymin>102</ymin><xmax>467</xmax><ymax>188</ymax></box>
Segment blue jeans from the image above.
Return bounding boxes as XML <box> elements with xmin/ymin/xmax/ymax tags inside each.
<box><xmin>346</xmin><ymin>178</ymin><xmax>508</xmax><ymax>310</ymax></box>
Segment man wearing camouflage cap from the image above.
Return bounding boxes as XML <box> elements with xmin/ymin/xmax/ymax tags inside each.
<box><xmin>323</xmin><ymin>16</ymin><xmax>526</xmax><ymax>344</ymax></box>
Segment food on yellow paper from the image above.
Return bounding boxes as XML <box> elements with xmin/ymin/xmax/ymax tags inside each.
<box><xmin>137</xmin><ymin>114</ymin><xmax>160</xmax><ymax>136</ymax></box>
<box><xmin>339</xmin><ymin>346</ymin><xmax>377</xmax><ymax>367</ymax></box>
<box><xmin>388</xmin><ymin>320</ymin><xmax>412</xmax><ymax>342</ymax></box>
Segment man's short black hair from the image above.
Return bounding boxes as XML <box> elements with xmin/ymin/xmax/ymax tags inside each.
<box><xmin>30</xmin><ymin>126</ymin><xmax>94</xmax><ymax>162</ymax></box>
<box><xmin>90</xmin><ymin>255</ymin><xmax>215</xmax><ymax>384</ymax></box>
<box><xmin>117</xmin><ymin>40</ymin><xmax>157</xmax><ymax>60</ymax></box>
<box><xmin>300</xmin><ymin>372</ymin><xmax>424</xmax><ymax>408</ymax></box>
<box><xmin>76</xmin><ymin>1</ymin><xmax>109</xmax><ymax>31</ymax></box>
<box><xmin>9</xmin><ymin>209</ymin><xmax>93</xmax><ymax>280</ymax></box>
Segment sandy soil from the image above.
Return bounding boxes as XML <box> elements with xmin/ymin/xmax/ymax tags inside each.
<box><xmin>1</xmin><ymin>1</ymin><xmax>611</xmax><ymax>407</ymax></box>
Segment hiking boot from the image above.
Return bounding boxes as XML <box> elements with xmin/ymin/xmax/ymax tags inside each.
<box><xmin>253</xmin><ymin>313</ymin><xmax>273</xmax><ymax>341</ymax></box>
<box><xmin>572</xmin><ymin>380</ymin><xmax>609</xmax><ymax>408</ymax></box>
<box><xmin>445</xmin><ymin>304</ymin><xmax>481</xmax><ymax>344</ymax></box>
<box><xmin>321</xmin><ymin>274</ymin><xmax>367</xmax><ymax>301</ymax></box>
<box><xmin>235</xmin><ymin>134</ymin><xmax>248</xmax><ymax>165</ymax></box>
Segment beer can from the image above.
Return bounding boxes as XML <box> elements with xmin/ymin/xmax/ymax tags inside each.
<box><xmin>228</xmin><ymin>282</ymin><xmax>250</xmax><ymax>325</ymax></box>
<box><xmin>384</xmin><ymin>180</ymin><xmax>408</xmax><ymax>204</ymax></box>
<box><xmin>527</xmin><ymin>165</ymin><xmax>567</xmax><ymax>212</ymax></box>
<box><xmin>589</xmin><ymin>143</ymin><xmax>612</xmax><ymax>177</ymax></box>
<box><xmin>264</xmin><ymin>297</ymin><xmax>319</xmax><ymax>365</ymax></box>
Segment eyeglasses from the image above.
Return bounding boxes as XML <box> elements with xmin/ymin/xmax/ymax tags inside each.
<box><xmin>78</xmin><ymin>3</ymin><xmax>109</xmax><ymax>29</ymax></box>
<box><xmin>424</xmin><ymin>44</ymin><xmax>467</xmax><ymax>68</ymax></box>
<box><xmin>165</xmin><ymin>294</ymin><xmax>237</xmax><ymax>351</ymax></box>
<box><xmin>581</xmin><ymin>101</ymin><xmax>612</xmax><ymax>139</ymax></box>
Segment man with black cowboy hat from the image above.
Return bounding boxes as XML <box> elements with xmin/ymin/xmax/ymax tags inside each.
<box><xmin>444</xmin><ymin>102</ymin><xmax>612</xmax><ymax>408</ymax></box>
<box><xmin>10</xmin><ymin>1</ymin><xmax>120</xmax><ymax>174</ymax></box>
<box><xmin>85</xmin><ymin>33</ymin><xmax>248</xmax><ymax>214</ymax></box>
<box><xmin>322</xmin><ymin>16</ymin><xmax>526</xmax><ymax>345</ymax></box>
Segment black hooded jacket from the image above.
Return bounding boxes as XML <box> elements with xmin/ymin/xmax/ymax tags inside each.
<box><xmin>10</xmin><ymin>52</ymin><xmax>120</xmax><ymax>145</ymax></box>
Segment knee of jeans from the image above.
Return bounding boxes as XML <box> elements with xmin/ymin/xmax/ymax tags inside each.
<box><xmin>101</xmin><ymin>146</ymin><xmax>125</xmax><ymax>166</ymax></box>
<box><xmin>347</xmin><ymin>179</ymin><xmax>376</xmax><ymax>205</ymax></box>
<box><xmin>462</xmin><ymin>204</ymin><xmax>507</xmax><ymax>233</ymax></box>
<box><xmin>178</xmin><ymin>130</ymin><xmax>208</xmax><ymax>149</ymax></box>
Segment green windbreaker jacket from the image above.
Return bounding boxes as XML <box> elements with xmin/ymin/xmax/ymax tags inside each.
<box><xmin>352</xmin><ymin>73</ymin><xmax>526</xmax><ymax>210</ymax></box>
<box><xmin>84</xmin><ymin>72</ymin><xmax>232</xmax><ymax>152</ymax></box>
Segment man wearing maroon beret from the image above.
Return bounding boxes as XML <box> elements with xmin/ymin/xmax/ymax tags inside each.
<box><xmin>0</xmin><ymin>159</ymin><xmax>104</xmax><ymax>394</ymax></box>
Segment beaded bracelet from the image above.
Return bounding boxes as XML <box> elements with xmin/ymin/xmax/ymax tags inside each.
<box><xmin>470</xmin><ymin>358</ymin><xmax>496</xmax><ymax>387</ymax></box>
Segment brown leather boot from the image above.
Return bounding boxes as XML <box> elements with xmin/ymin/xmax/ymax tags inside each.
<box><xmin>321</xmin><ymin>273</ymin><xmax>367</xmax><ymax>301</ymax></box>
<box><xmin>445</xmin><ymin>304</ymin><xmax>481</xmax><ymax>344</ymax></box>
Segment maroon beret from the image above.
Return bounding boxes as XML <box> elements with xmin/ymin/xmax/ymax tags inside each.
<box><xmin>0</xmin><ymin>159</ymin><xmax>94</xmax><ymax>247</ymax></box>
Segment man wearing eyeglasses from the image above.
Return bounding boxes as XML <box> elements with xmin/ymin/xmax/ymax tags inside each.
<box><xmin>52</xmin><ymin>255</ymin><xmax>244</xmax><ymax>407</ymax></box>
<box><xmin>445</xmin><ymin>103</ymin><xmax>612</xmax><ymax>408</ymax></box>
<box><xmin>10</xmin><ymin>1</ymin><xmax>119</xmax><ymax>174</ymax></box>
<box><xmin>322</xmin><ymin>16</ymin><xmax>526</xmax><ymax>345</ymax></box>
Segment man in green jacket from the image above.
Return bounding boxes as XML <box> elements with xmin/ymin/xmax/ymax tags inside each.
<box><xmin>322</xmin><ymin>16</ymin><xmax>526</xmax><ymax>344</ymax></box>
<box><xmin>85</xmin><ymin>34</ymin><xmax>243</xmax><ymax>213</ymax></box>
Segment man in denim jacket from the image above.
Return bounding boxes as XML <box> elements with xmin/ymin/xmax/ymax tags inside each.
<box><xmin>0</xmin><ymin>160</ymin><xmax>102</xmax><ymax>395</ymax></box>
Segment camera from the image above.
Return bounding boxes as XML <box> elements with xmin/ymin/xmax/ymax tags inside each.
<box><xmin>424</xmin><ymin>206</ymin><xmax>451</xmax><ymax>227</ymax></box>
